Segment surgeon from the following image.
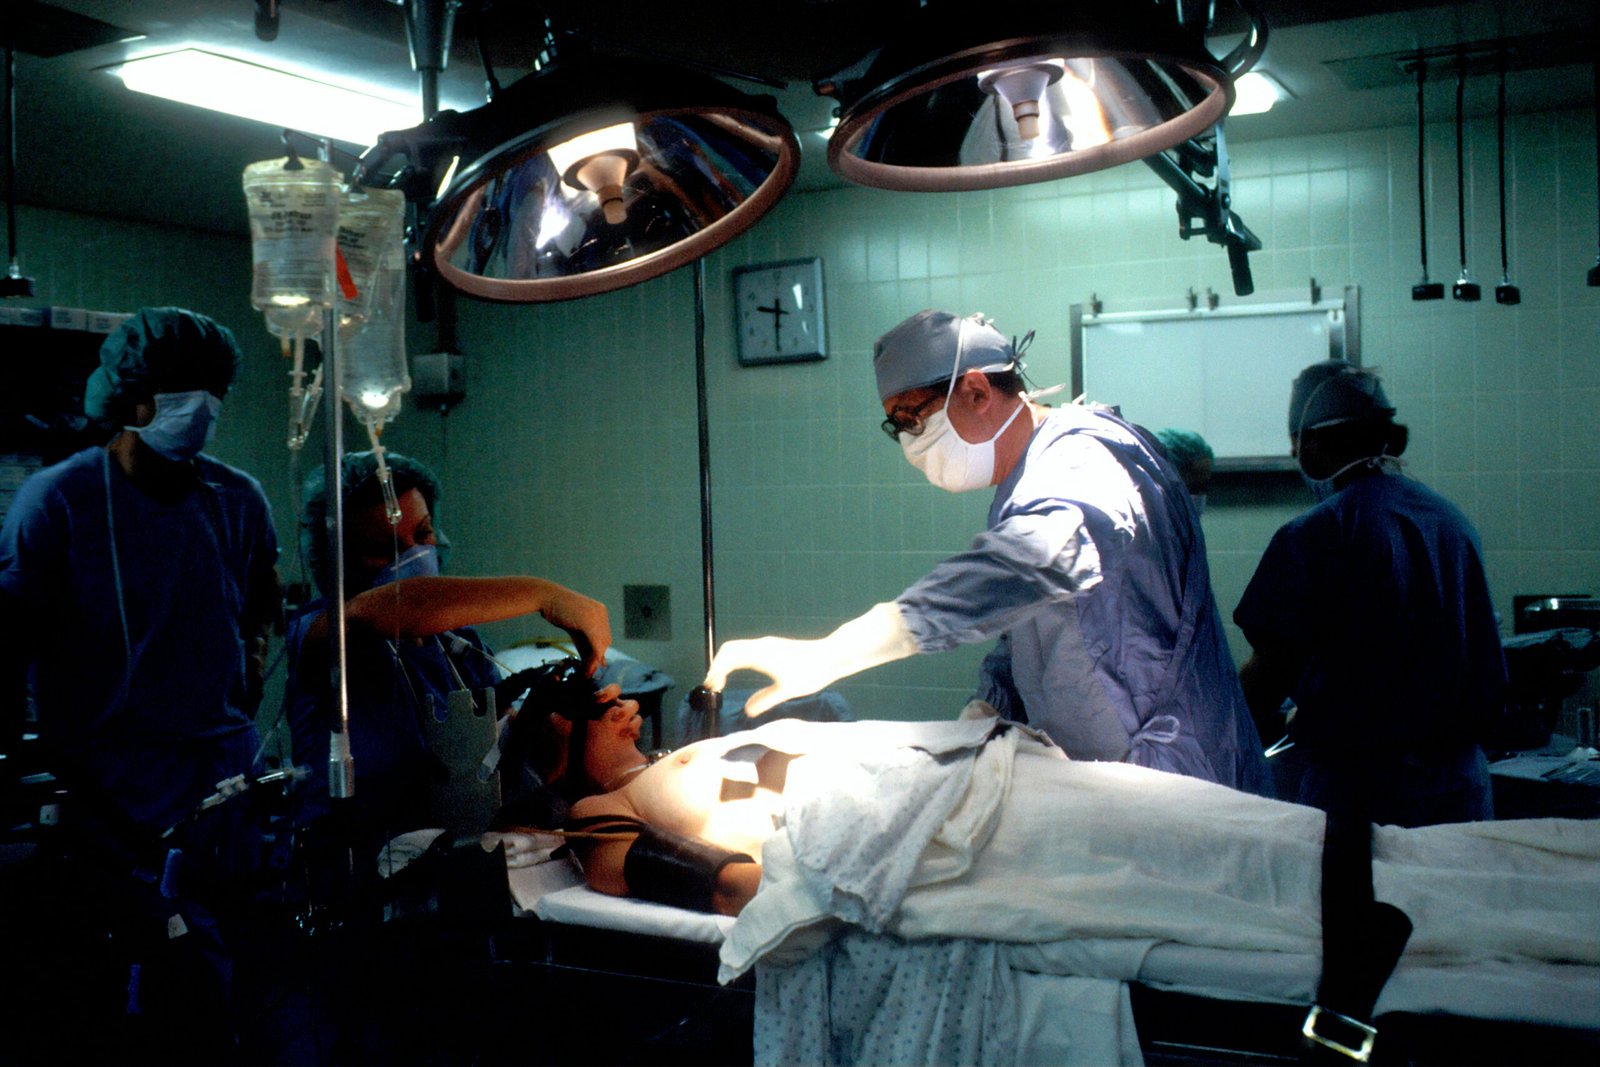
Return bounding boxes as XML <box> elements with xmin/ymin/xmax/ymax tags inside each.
<box><xmin>1234</xmin><ymin>361</ymin><xmax>1504</xmax><ymax>827</ymax></box>
<box><xmin>283</xmin><ymin>449</ymin><xmax>612</xmax><ymax>850</ymax></box>
<box><xmin>0</xmin><ymin>307</ymin><xmax>282</xmax><ymax>1060</ymax></box>
<box><xmin>706</xmin><ymin>310</ymin><xmax>1272</xmax><ymax>795</ymax></box>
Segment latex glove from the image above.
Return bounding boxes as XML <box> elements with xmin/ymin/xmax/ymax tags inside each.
<box><xmin>704</xmin><ymin>602</ymin><xmax>918</xmax><ymax>717</ymax></box>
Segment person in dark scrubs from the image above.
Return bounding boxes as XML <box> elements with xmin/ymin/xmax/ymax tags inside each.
<box><xmin>1235</xmin><ymin>360</ymin><xmax>1505</xmax><ymax>827</ymax></box>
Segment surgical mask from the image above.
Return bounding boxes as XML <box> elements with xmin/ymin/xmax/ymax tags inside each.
<box><xmin>130</xmin><ymin>390</ymin><xmax>221</xmax><ymax>461</ymax></box>
<box><xmin>372</xmin><ymin>543</ymin><xmax>440</xmax><ymax>587</ymax></box>
<box><xmin>1298</xmin><ymin>452</ymin><xmax>1388</xmax><ymax>503</ymax></box>
<box><xmin>902</xmin><ymin>403</ymin><xmax>1025</xmax><ymax>492</ymax></box>
<box><xmin>899</xmin><ymin>316</ymin><xmax>1027</xmax><ymax>493</ymax></box>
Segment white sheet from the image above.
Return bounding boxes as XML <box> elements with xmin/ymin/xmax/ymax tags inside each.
<box><xmin>500</xmin><ymin>717</ymin><xmax>1600</xmax><ymax>1066</ymax></box>
<box><xmin>725</xmin><ymin>733</ymin><xmax>1600</xmax><ymax>981</ymax></box>
<box><xmin>715</xmin><ymin>717</ymin><xmax>1600</xmax><ymax>1065</ymax></box>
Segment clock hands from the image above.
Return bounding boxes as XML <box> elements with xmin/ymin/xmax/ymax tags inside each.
<box><xmin>757</xmin><ymin>291</ymin><xmax>789</xmax><ymax>352</ymax></box>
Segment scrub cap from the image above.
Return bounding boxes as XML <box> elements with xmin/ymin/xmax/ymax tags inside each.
<box><xmin>300</xmin><ymin>449</ymin><xmax>446</xmax><ymax>598</ymax></box>
<box><xmin>84</xmin><ymin>307</ymin><xmax>243</xmax><ymax>422</ymax></box>
<box><xmin>1288</xmin><ymin>360</ymin><xmax>1395</xmax><ymax>436</ymax></box>
<box><xmin>1154</xmin><ymin>427</ymin><xmax>1214</xmax><ymax>469</ymax></box>
<box><xmin>873</xmin><ymin>309</ymin><xmax>1016</xmax><ymax>401</ymax></box>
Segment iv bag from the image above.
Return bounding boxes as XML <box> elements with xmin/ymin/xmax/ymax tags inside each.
<box><xmin>341</xmin><ymin>263</ymin><xmax>409</xmax><ymax>427</ymax></box>
<box><xmin>335</xmin><ymin>187</ymin><xmax>407</xmax><ymax>340</ymax></box>
<box><xmin>242</xmin><ymin>158</ymin><xmax>341</xmax><ymax>337</ymax></box>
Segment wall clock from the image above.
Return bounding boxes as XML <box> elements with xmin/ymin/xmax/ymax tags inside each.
<box><xmin>731</xmin><ymin>257</ymin><xmax>827</xmax><ymax>365</ymax></box>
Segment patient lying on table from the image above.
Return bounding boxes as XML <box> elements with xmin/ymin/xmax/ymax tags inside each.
<box><xmin>500</xmin><ymin>659</ymin><xmax>1600</xmax><ymax>984</ymax></box>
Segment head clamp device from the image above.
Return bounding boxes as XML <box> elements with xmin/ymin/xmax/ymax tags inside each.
<box><xmin>494</xmin><ymin>657</ymin><xmax>611</xmax><ymax>825</ymax></box>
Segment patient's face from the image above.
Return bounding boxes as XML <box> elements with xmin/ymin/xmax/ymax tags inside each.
<box><xmin>546</xmin><ymin>684</ymin><xmax>648</xmax><ymax>794</ymax></box>
<box><xmin>584</xmin><ymin>695</ymin><xmax>647</xmax><ymax>790</ymax></box>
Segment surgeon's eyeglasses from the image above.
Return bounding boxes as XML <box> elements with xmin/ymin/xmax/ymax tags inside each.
<box><xmin>880</xmin><ymin>394</ymin><xmax>943</xmax><ymax>441</ymax></box>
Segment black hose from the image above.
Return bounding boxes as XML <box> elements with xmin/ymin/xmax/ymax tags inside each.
<box><xmin>1497</xmin><ymin>61</ymin><xmax>1508</xmax><ymax>279</ymax></box>
<box><xmin>4</xmin><ymin>46</ymin><xmax>16</xmax><ymax>265</ymax></box>
<box><xmin>1455</xmin><ymin>66</ymin><xmax>1467</xmax><ymax>277</ymax></box>
<box><xmin>1411</xmin><ymin>58</ymin><xmax>1441</xmax><ymax>300</ymax></box>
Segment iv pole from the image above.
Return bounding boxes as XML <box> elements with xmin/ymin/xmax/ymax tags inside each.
<box><xmin>687</xmin><ymin>260</ymin><xmax>722</xmax><ymax>738</ymax></box>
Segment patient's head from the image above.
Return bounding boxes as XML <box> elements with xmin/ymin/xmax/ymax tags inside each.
<box><xmin>498</xmin><ymin>659</ymin><xmax>648</xmax><ymax>826</ymax></box>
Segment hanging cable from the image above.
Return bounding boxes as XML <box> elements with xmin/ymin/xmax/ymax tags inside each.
<box><xmin>1588</xmin><ymin>46</ymin><xmax>1599</xmax><ymax>287</ymax></box>
<box><xmin>1451</xmin><ymin>64</ymin><xmax>1480</xmax><ymax>301</ymax></box>
<box><xmin>1494</xmin><ymin>57</ymin><xmax>1520</xmax><ymax>304</ymax></box>
<box><xmin>1411</xmin><ymin>57</ymin><xmax>1442</xmax><ymax>300</ymax></box>
<box><xmin>2</xmin><ymin>45</ymin><xmax>36</xmax><ymax>297</ymax></box>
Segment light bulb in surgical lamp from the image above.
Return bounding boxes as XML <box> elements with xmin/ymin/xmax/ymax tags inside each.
<box><xmin>546</xmin><ymin>122</ymin><xmax>640</xmax><ymax>226</ymax></box>
<box><xmin>977</xmin><ymin>60</ymin><xmax>1065</xmax><ymax>141</ymax></box>
<box><xmin>1229</xmin><ymin>71</ymin><xmax>1288</xmax><ymax>116</ymax></box>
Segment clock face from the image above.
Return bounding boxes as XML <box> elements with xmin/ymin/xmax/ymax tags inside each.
<box><xmin>732</xmin><ymin>258</ymin><xmax>827</xmax><ymax>365</ymax></box>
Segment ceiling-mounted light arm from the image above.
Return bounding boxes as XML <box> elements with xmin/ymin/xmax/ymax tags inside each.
<box><xmin>391</xmin><ymin>0</ymin><xmax>460</xmax><ymax>120</ymax></box>
<box><xmin>1215</xmin><ymin>0</ymin><xmax>1269</xmax><ymax>80</ymax></box>
<box><xmin>1145</xmin><ymin>121</ymin><xmax>1260</xmax><ymax>296</ymax></box>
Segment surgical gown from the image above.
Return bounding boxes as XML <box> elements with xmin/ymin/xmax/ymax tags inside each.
<box><xmin>896</xmin><ymin>405</ymin><xmax>1272</xmax><ymax>795</ymax></box>
<box><xmin>1234</xmin><ymin>470</ymin><xmax>1503</xmax><ymax>826</ymax></box>
<box><xmin>0</xmin><ymin>447</ymin><xmax>278</xmax><ymax>837</ymax></box>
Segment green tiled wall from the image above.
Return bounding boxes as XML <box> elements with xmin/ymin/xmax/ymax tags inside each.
<box><xmin>8</xmin><ymin>105</ymin><xmax>1597</xmax><ymax>743</ymax></box>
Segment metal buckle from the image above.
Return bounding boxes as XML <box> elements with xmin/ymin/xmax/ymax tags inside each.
<box><xmin>1302</xmin><ymin>1005</ymin><xmax>1378</xmax><ymax>1062</ymax></box>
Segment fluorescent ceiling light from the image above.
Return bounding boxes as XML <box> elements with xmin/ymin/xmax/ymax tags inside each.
<box><xmin>1230</xmin><ymin>71</ymin><xmax>1289</xmax><ymax>116</ymax></box>
<box><xmin>109</xmin><ymin>49</ymin><xmax>420</xmax><ymax>146</ymax></box>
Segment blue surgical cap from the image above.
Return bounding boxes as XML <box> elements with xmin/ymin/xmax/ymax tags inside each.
<box><xmin>1288</xmin><ymin>360</ymin><xmax>1395</xmax><ymax>435</ymax></box>
<box><xmin>84</xmin><ymin>307</ymin><xmax>242</xmax><ymax>422</ymax></box>
<box><xmin>873</xmin><ymin>310</ymin><xmax>1016</xmax><ymax>401</ymax></box>
<box><xmin>300</xmin><ymin>450</ymin><xmax>446</xmax><ymax>598</ymax></box>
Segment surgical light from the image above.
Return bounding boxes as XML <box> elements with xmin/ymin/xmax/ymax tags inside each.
<box><xmin>816</xmin><ymin>0</ymin><xmax>1267</xmax><ymax>193</ymax></box>
<box><xmin>108</xmin><ymin>49</ymin><xmax>420</xmax><ymax>146</ymax></box>
<box><xmin>545</xmin><ymin>121</ymin><xmax>640</xmax><ymax>225</ymax></box>
<box><xmin>1229</xmin><ymin>71</ymin><xmax>1287</xmax><ymax>116</ymax></box>
<box><xmin>355</xmin><ymin>42</ymin><xmax>799</xmax><ymax>302</ymax></box>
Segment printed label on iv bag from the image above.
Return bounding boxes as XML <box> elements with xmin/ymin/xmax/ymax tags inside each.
<box><xmin>335</xmin><ymin>187</ymin><xmax>406</xmax><ymax>337</ymax></box>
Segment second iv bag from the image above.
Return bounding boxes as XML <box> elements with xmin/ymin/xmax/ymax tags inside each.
<box><xmin>338</xmin><ymin>185</ymin><xmax>411</xmax><ymax>526</ymax></box>
<box><xmin>338</xmin><ymin>187</ymin><xmax>410</xmax><ymax>429</ymax></box>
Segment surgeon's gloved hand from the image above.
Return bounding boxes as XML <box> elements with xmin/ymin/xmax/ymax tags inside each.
<box><xmin>704</xmin><ymin>602</ymin><xmax>918</xmax><ymax>717</ymax></box>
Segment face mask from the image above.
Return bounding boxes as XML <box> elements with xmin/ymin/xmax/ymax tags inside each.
<box><xmin>1298</xmin><ymin>451</ymin><xmax>1384</xmax><ymax>503</ymax></box>
<box><xmin>899</xmin><ymin>317</ymin><xmax>1027</xmax><ymax>493</ymax></box>
<box><xmin>131</xmin><ymin>390</ymin><xmax>221</xmax><ymax>461</ymax></box>
<box><xmin>372</xmin><ymin>543</ymin><xmax>440</xmax><ymax>587</ymax></box>
<box><xmin>901</xmin><ymin>403</ymin><xmax>1024</xmax><ymax>492</ymax></box>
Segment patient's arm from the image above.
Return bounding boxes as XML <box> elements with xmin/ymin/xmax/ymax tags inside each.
<box><xmin>570</xmin><ymin>795</ymin><xmax>761</xmax><ymax>916</ymax></box>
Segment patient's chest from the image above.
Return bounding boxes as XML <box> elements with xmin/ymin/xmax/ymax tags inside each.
<box><xmin>619</xmin><ymin>740</ymin><xmax>795</xmax><ymax>856</ymax></box>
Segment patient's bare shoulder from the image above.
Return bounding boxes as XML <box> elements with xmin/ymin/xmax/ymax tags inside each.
<box><xmin>568</xmin><ymin>793</ymin><xmax>642</xmax><ymax>897</ymax></box>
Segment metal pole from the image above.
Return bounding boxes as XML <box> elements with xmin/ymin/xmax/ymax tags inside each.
<box><xmin>323</xmin><ymin>303</ymin><xmax>354</xmax><ymax>798</ymax></box>
<box><xmin>689</xmin><ymin>259</ymin><xmax>722</xmax><ymax>738</ymax></box>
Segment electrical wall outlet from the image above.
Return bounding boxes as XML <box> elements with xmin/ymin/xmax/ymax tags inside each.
<box><xmin>412</xmin><ymin>351</ymin><xmax>466</xmax><ymax>407</ymax></box>
<box><xmin>624</xmin><ymin>584</ymin><xmax>671</xmax><ymax>641</ymax></box>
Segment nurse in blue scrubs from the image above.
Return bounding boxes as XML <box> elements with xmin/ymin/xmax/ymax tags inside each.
<box><xmin>283</xmin><ymin>450</ymin><xmax>612</xmax><ymax>848</ymax></box>
<box><xmin>1234</xmin><ymin>361</ymin><xmax>1504</xmax><ymax>827</ymax></box>
<box><xmin>707</xmin><ymin>310</ymin><xmax>1271</xmax><ymax>796</ymax></box>
<box><xmin>0</xmin><ymin>307</ymin><xmax>282</xmax><ymax>1059</ymax></box>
